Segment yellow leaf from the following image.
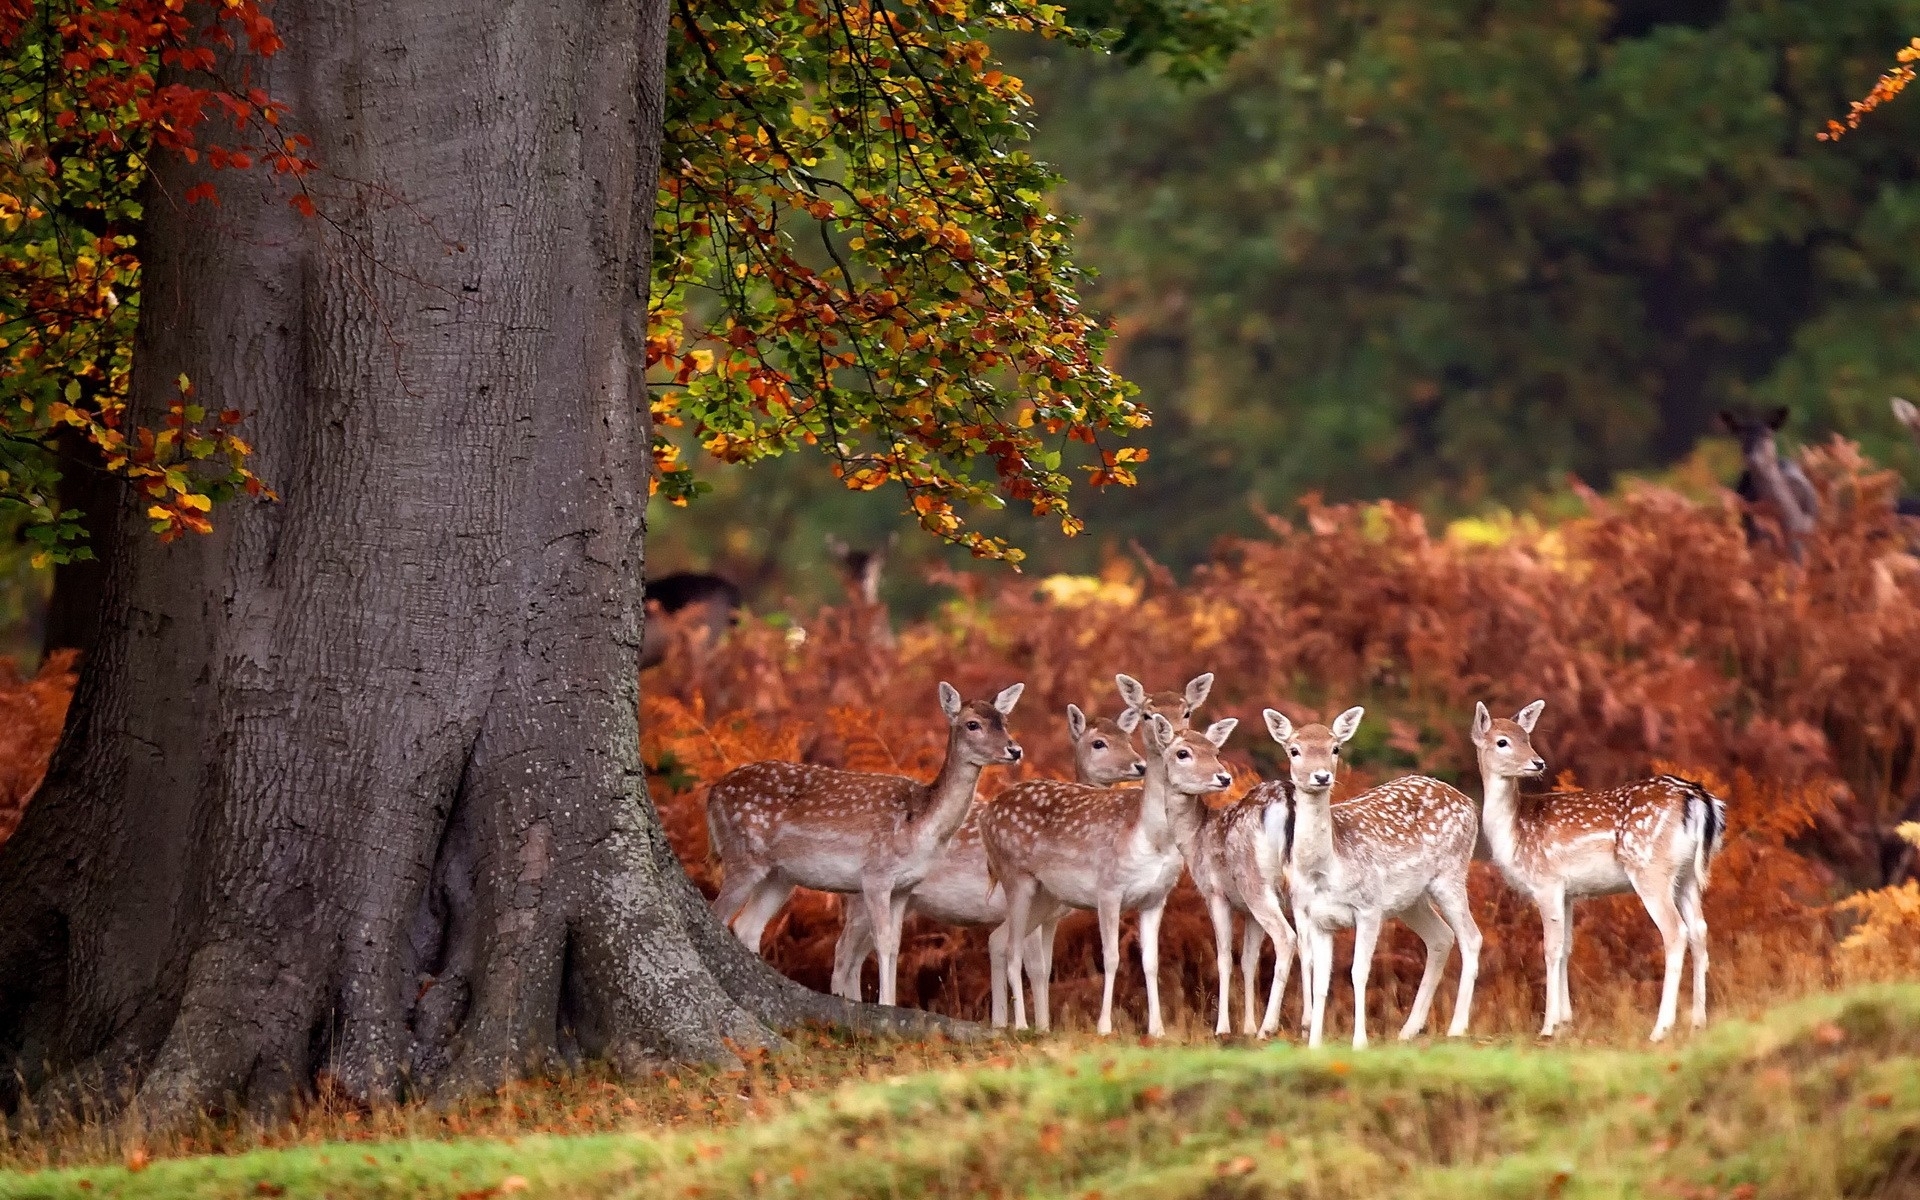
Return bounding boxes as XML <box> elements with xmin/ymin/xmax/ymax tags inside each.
<box><xmin>179</xmin><ymin>493</ymin><xmax>213</xmax><ymax>512</ymax></box>
<box><xmin>147</xmin><ymin>505</ymin><xmax>172</xmax><ymax>520</ymax></box>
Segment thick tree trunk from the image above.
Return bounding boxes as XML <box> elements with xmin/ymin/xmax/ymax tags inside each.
<box><xmin>0</xmin><ymin>0</ymin><xmax>927</xmax><ymax>1123</ymax></box>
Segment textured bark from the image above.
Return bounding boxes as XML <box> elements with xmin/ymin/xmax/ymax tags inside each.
<box><xmin>0</xmin><ymin>0</ymin><xmax>941</xmax><ymax>1124</ymax></box>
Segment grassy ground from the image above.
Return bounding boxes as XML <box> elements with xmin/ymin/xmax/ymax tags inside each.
<box><xmin>3</xmin><ymin>984</ymin><xmax>1918</xmax><ymax>1199</ymax></box>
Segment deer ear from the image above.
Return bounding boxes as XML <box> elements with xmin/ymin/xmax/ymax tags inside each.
<box><xmin>1714</xmin><ymin>409</ymin><xmax>1738</xmax><ymax>434</ymax></box>
<box><xmin>1331</xmin><ymin>706</ymin><xmax>1365</xmax><ymax>744</ymax></box>
<box><xmin>1185</xmin><ymin>673</ymin><xmax>1215</xmax><ymax>710</ymax></box>
<box><xmin>993</xmin><ymin>682</ymin><xmax>1025</xmax><ymax>715</ymax></box>
<box><xmin>1472</xmin><ymin>701</ymin><xmax>1492</xmax><ymax>744</ymax></box>
<box><xmin>1262</xmin><ymin>708</ymin><xmax>1293</xmax><ymax>744</ymax></box>
<box><xmin>938</xmin><ymin>681</ymin><xmax>963</xmax><ymax>720</ymax></box>
<box><xmin>1117</xmin><ymin>706</ymin><xmax>1143</xmax><ymax>734</ymax></box>
<box><xmin>1202</xmin><ymin>717</ymin><xmax>1237</xmax><ymax>748</ymax></box>
<box><xmin>1145</xmin><ymin>712</ymin><xmax>1175</xmax><ymax>753</ymax></box>
<box><xmin>1894</xmin><ymin>397</ymin><xmax>1919</xmax><ymax>426</ymax></box>
<box><xmin>1516</xmin><ymin>699</ymin><xmax>1545</xmax><ymax>733</ymax></box>
<box><xmin>1066</xmin><ymin>704</ymin><xmax>1088</xmax><ymax>742</ymax></box>
<box><xmin>1115</xmin><ymin>674</ymin><xmax>1147</xmax><ymax>710</ymax></box>
<box><xmin>1767</xmin><ymin>406</ymin><xmax>1790</xmax><ymax>431</ymax></box>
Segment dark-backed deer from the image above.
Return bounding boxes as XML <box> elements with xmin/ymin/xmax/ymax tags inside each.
<box><xmin>639</xmin><ymin>571</ymin><xmax>742</xmax><ymax>670</ymax></box>
<box><xmin>1719</xmin><ymin>407</ymin><xmax>1819</xmax><ymax>562</ymax></box>
<box><xmin>706</xmin><ymin>681</ymin><xmax>1024</xmax><ymax>1006</ymax></box>
<box><xmin>1268</xmin><ymin>707</ymin><xmax>1482</xmax><ymax>1049</ymax></box>
<box><xmin>983</xmin><ymin>709</ymin><xmax>1236</xmax><ymax>1036</ymax></box>
<box><xmin>829</xmin><ymin>703</ymin><xmax>1146</xmax><ymax>1022</ymax></box>
<box><xmin>1472</xmin><ymin>700</ymin><xmax>1726</xmax><ymax>1041</ymax></box>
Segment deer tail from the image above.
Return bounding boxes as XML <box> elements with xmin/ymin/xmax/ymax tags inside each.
<box><xmin>1673</xmin><ymin>778</ymin><xmax>1727</xmax><ymax>889</ymax></box>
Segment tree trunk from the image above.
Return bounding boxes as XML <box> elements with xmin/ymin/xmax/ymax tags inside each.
<box><xmin>0</xmin><ymin>0</ymin><xmax>923</xmax><ymax>1123</ymax></box>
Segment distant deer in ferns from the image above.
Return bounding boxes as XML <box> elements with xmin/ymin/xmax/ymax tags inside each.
<box><xmin>705</xmin><ymin>681</ymin><xmax>1024</xmax><ymax>1006</ymax></box>
<box><xmin>829</xmin><ymin>702</ymin><xmax>1146</xmax><ymax>1022</ymax></box>
<box><xmin>983</xmin><ymin>704</ymin><xmax>1236</xmax><ymax>1036</ymax></box>
<box><xmin>1472</xmin><ymin>701</ymin><xmax>1726</xmax><ymax>1041</ymax></box>
<box><xmin>1719</xmin><ymin>407</ymin><xmax>1820</xmax><ymax>563</ymax></box>
<box><xmin>1267</xmin><ymin>706</ymin><xmax>1483</xmax><ymax>1049</ymax></box>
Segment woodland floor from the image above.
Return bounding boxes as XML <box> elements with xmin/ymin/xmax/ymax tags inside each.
<box><xmin>3</xmin><ymin>983</ymin><xmax>1918</xmax><ymax>1199</ymax></box>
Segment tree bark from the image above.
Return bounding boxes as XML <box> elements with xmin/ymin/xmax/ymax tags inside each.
<box><xmin>0</xmin><ymin>0</ymin><xmax>932</xmax><ymax>1124</ymax></box>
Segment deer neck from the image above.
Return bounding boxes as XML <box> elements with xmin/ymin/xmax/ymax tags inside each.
<box><xmin>1749</xmin><ymin>449</ymin><xmax>1815</xmax><ymax>535</ymax></box>
<box><xmin>1136</xmin><ymin>756</ymin><xmax>1178</xmax><ymax>851</ymax></box>
<box><xmin>1288</xmin><ymin>783</ymin><xmax>1336</xmax><ymax>876</ymax></box>
<box><xmin>921</xmin><ymin>731</ymin><xmax>986</xmax><ymax>839</ymax></box>
<box><xmin>1479</xmin><ymin>764</ymin><xmax>1523</xmax><ymax>872</ymax></box>
<box><xmin>1165</xmin><ymin>783</ymin><xmax>1207</xmax><ymax>862</ymax></box>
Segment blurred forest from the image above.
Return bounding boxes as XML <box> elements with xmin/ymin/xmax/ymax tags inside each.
<box><xmin>645</xmin><ymin>0</ymin><xmax>1920</xmax><ymax>616</ymax></box>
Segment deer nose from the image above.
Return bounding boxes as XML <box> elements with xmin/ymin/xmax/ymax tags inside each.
<box><xmin>1132</xmin><ymin>762</ymin><xmax>1146</xmax><ymax>776</ymax></box>
<box><xmin>1213</xmin><ymin>772</ymin><xmax>1232</xmax><ymax>788</ymax></box>
<box><xmin>1530</xmin><ymin>757</ymin><xmax>1546</xmax><ymax>773</ymax></box>
<box><xmin>1311</xmin><ymin>770</ymin><xmax>1332</xmax><ymax>787</ymax></box>
<box><xmin>1006</xmin><ymin>744</ymin><xmax>1023</xmax><ymax>762</ymax></box>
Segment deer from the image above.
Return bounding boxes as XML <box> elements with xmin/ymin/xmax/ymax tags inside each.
<box><xmin>826</xmin><ymin>532</ymin><xmax>896</xmax><ymax>648</ymax></box>
<box><xmin>1115</xmin><ymin>671</ymin><xmax>1213</xmax><ymax>731</ymax></box>
<box><xmin>639</xmin><ymin>571</ymin><xmax>742</xmax><ymax>671</ymax></box>
<box><xmin>1718</xmin><ymin>407</ymin><xmax>1820</xmax><ymax>563</ymax></box>
<box><xmin>1471</xmin><ymin>700</ymin><xmax>1727</xmax><ymax>1042</ymax></box>
<box><xmin>1894</xmin><ymin>398</ymin><xmax>1920</xmax><ymax>519</ymax></box>
<box><xmin>1267</xmin><ymin>706</ymin><xmax>1482</xmax><ymax>1049</ymax></box>
<box><xmin>705</xmin><ymin>680</ymin><xmax>1024</xmax><ymax>1006</ymax></box>
<box><xmin>983</xmin><ymin>707</ymin><xmax>1237</xmax><ymax>1036</ymax></box>
<box><xmin>828</xmin><ymin>703</ymin><xmax>1147</xmax><ymax>1024</ymax></box>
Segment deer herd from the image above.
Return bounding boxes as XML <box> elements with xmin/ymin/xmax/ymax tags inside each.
<box><xmin>706</xmin><ymin>673</ymin><xmax>1728</xmax><ymax>1049</ymax></box>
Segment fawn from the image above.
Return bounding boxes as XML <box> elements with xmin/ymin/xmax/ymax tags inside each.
<box><xmin>1267</xmin><ymin>706</ymin><xmax>1482</xmax><ymax>1049</ymax></box>
<box><xmin>706</xmin><ymin>681</ymin><xmax>1024</xmax><ymax>1006</ymax></box>
<box><xmin>1172</xmin><ymin>771</ymin><xmax>1298</xmax><ymax>1038</ymax></box>
<box><xmin>1472</xmin><ymin>700</ymin><xmax>1726</xmax><ymax>1041</ymax></box>
<box><xmin>1116</xmin><ymin>671</ymin><xmax>1213</xmax><ymax>731</ymax></box>
<box><xmin>983</xmin><ymin>709</ymin><xmax>1237</xmax><ymax>1036</ymax></box>
<box><xmin>829</xmin><ymin>703</ymin><xmax>1146</xmax><ymax>1022</ymax></box>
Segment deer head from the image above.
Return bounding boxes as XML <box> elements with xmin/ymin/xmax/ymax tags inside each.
<box><xmin>1068</xmin><ymin>703</ymin><xmax>1146</xmax><ymax>784</ymax></box>
<box><xmin>1716</xmin><ymin>406</ymin><xmax>1791</xmax><ymax>473</ymax></box>
<box><xmin>1470</xmin><ymin>700</ymin><xmax>1548</xmax><ymax>784</ymax></box>
<box><xmin>1115</xmin><ymin>672</ymin><xmax>1214</xmax><ymax>731</ymax></box>
<box><xmin>1262</xmin><ymin>706</ymin><xmax>1363</xmax><ymax>795</ymax></box>
<box><xmin>939</xmin><ymin>681</ymin><xmax>1026</xmax><ymax>767</ymax></box>
<box><xmin>1142</xmin><ymin>711</ymin><xmax>1236</xmax><ymax>794</ymax></box>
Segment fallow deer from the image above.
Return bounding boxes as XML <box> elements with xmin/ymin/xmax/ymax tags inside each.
<box><xmin>826</xmin><ymin>532</ymin><xmax>896</xmax><ymax>647</ymax></box>
<box><xmin>1719</xmin><ymin>407</ymin><xmax>1820</xmax><ymax>562</ymax></box>
<box><xmin>828</xmin><ymin>704</ymin><xmax>1146</xmax><ymax>1023</ymax></box>
<box><xmin>706</xmin><ymin>681</ymin><xmax>1025</xmax><ymax>1006</ymax></box>
<box><xmin>1172</xmin><ymin>773</ymin><xmax>1299</xmax><ymax>1038</ymax></box>
<box><xmin>1268</xmin><ymin>707</ymin><xmax>1482</xmax><ymax>1049</ymax></box>
<box><xmin>639</xmin><ymin>571</ymin><xmax>742</xmax><ymax>671</ymax></box>
<box><xmin>1894</xmin><ymin>397</ymin><xmax>1920</xmax><ymax>519</ymax></box>
<box><xmin>983</xmin><ymin>710</ymin><xmax>1237</xmax><ymax>1036</ymax></box>
<box><xmin>1472</xmin><ymin>700</ymin><xmax>1726</xmax><ymax>1041</ymax></box>
<box><xmin>1115</xmin><ymin>671</ymin><xmax>1213</xmax><ymax>731</ymax></box>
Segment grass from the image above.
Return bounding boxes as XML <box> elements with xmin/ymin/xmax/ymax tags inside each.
<box><xmin>4</xmin><ymin>984</ymin><xmax>1919</xmax><ymax>1199</ymax></box>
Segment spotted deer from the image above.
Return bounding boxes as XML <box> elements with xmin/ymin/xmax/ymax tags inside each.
<box><xmin>1472</xmin><ymin>701</ymin><xmax>1726</xmax><ymax>1041</ymax></box>
<box><xmin>706</xmin><ymin>681</ymin><xmax>1024</xmax><ymax>1006</ymax></box>
<box><xmin>983</xmin><ymin>710</ymin><xmax>1237</xmax><ymax>1036</ymax></box>
<box><xmin>1171</xmin><ymin>771</ymin><xmax>1299</xmax><ymax>1038</ymax></box>
<box><xmin>1268</xmin><ymin>707</ymin><xmax>1482</xmax><ymax>1049</ymax></box>
<box><xmin>1115</xmin><ymin>671</ymin><xmax>1213</xmax><ymax>731</ymax></box>
<box><xmin>829</xmin><ymin>703</ymin><xmax>1146</xmax><ymax>1023</ymax></box>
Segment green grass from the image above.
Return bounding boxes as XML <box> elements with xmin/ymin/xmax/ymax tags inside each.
<box><xmin>5</xmin><ymin>985</ymin><xmax>1919</xmax><ymax>1199</ymax></box>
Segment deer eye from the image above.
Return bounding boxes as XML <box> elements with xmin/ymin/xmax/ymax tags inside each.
<box><xmin>1332</xmin><ymin>747</ymin><xmax>1340</xmax><ymax>755</ymax></box>
<box><xmin>1496</xmin><ymin>738</ymin><xmax>1509</xmax><ymax>749</ymax></box>
<box><xmin>1176</xmin><ymin>749</ymin><xmax>1192</xmax><ymax>760</ymax></box>
<box><xmin>1289</xmin><ymin>748</ymin><xmax>1301</xmax><ymax>758</ymax></box>
<box><xmin>1091</xmin><ymin>739</ymin><xmax>1107</xmax><ymax>750</ymax></box>
<box><xmin>966</xmin><ymin>720</ymin><xmax>981</xmax><ymax>731</ymax></box>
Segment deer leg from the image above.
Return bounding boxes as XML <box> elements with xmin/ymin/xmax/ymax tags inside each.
<box><xmin>1240</xmin><ymin>915</ymin><xmax>1263</xmax><ymax>1036</ymax></box>
<box><xmin>861</xmin><ymin>878</ymin><xmax>902</xmax><ymax>1007</ymax></box>
<box><xmin>1246</xmin><ymin>893</ymin><xmax>1295</xmax><ymax>1039</ymax></box>
<box><xmin>1030</xmin><ymin>901</ymin><xmax>1063</xmax><ymax>1032</ymax></box>
<box><xmin>1349</xmin><ymin>911</ymin><xmax>1384</xmax><ymax>1049</ymax></box>
<box><xmin>987</xmin><ymin>922</ymin><xmax>1010</xmax><ymax>1028</ymax></box>
<box><xmin>1096</xmin><ymin>892</ymin><xmax>1124</xmax><ymax>1036</ymax></box>
<box><xmin>1631</xmin><ymin>873</ymin><xmax>1688</xmax><ymax>1041</ymax></box>
<box><xmin>1556</xmin><ymin>890</ymin><xmax>1577</xmax><ymax>1029</ymax></box>
<box><xmin>1139</xmin><ymin>899</ymin><xmax>1168</xmax><ymax>1038</ymax></box>
<box><xmin>729</xmin><ymin>875</ymin><xmax>796</xmax><ymax>954</ymax></box>
<box><xmin>710</xmin><ymin>862</ymin><xmax>770</xmax><ymax>933</ymax></box>
<box><xmin>1296</xmin><ymin>900</ymin><xmax>1315</xmax><ymax>1038</ymax></box>
<box><xmin>832</xmin><ymin>897</ymin><xmax>876</xmax><ymax>1001</ymax></box>
<box><xmin>1534</xmin><ymin>884</ymin><xmax>1567</xmax><ymax>1035</ymax></box>
<box><xmin>1205</xmin><ymin>892</ymin><xmax>1236</xmax><ymax>1036</ymax></box>
<box><xmin>1002</xmin><ymin>877</ymin><xmax>1038</xmax><ymax>1030</ymax></box>
<box><xmin>1307</xmin><ymin>924</ymin><xmax>1334</xmax><ymax>1049</ymax></box>
<box><xmin>1678</xmin><ymin>878</ymin><xmax>1710</xmax><ymax>1029</ymax></box>
<box><xmin>1428</xmin><ymin>874</ymin><xmax>1482</xmax><ymax>1039</ymax></box>
<box><xmin>1395</xmin><ymin>898</ymin><xmax>1454</xmax><ymax>1041</ymax></box>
